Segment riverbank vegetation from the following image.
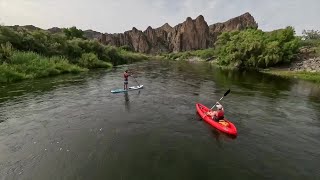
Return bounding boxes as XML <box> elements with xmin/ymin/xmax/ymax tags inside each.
<box><xmin>214</xmin><ymin>27</ymin><xmax>300</xmax><ymax>68</ymax></box>
<box><xmin>0</xmin><ymin>26</ymin><xmax>148</xmax><ymax>83</ymax></box>
<box><xmin>262</xmin><ymin>69</ymin><xmax>320</xmax><ymax>83</ymax></box>
<box><xmin>162</xmin><ymin>27</ymin><xmax>301</xmax><ymax>68</ymax></box>
<box><xmin>163</xmin><ymin>27</ymin><xmax>320</xmax><ymax>83</ymax></box>
<box><xmin>0</xmin><ymin>51</ymin><xmax>85</xmax><ymax>83</ymax></box>
<box><xmin>300</xmin><ymin>30</ymin><xmax>320</xmax><ymax>56</ymax></box>
<box><xmin>162</xmin><ymin>48</ymin><xmax>216</xmax><ymax>61</ymax></box>
<box><xmin>262</xmin><ymin>29</ymin><xmax>320</xmax><ymax>83</ymax></box>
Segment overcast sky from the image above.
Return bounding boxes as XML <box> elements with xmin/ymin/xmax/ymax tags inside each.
<box><xmin>0</xmin><ymin>0</ymin><xmax>319</xmax><ymax>34</ymax></box>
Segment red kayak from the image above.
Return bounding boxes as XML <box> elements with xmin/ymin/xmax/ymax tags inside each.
<box><xmin>196</xmin><ymin>103</ymin><xmax>237</xmax><ymax>136</ymax></box>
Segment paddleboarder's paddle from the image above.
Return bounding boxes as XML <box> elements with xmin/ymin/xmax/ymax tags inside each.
<box><xmin>132</xmin><ymin>75</ymin><xmax>140</xmax><ymax>86</ymax></box>
<box><xmin>127</xmin><ymin>69</ymin><xmax>139</xmax><ymax>86</ymax></box>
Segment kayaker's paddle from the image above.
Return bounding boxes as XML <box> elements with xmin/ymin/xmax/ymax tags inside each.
<box><xmin>210</xmin><ymin>89</ymin><xmax>230</xmax><ymax>110</ymax></box>
<box><xmin>202</xmin><ymin>89</ymin><xmax>231</xmax><ymax>118</ymax></box>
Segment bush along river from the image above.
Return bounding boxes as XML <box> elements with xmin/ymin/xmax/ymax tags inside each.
<box><xmin>0</xmin><ymin>60</ymin><xmax>319</xmax><ymax>180</ymax></box>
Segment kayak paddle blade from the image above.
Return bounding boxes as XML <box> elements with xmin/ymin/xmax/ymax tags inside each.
<box><xmin>224</xmin><ymin>89</ymin><xmax>231</xmax><ymax>96</ymax></box>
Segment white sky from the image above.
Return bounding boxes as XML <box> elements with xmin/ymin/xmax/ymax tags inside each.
<box><xmin>0</xmin><ymin>0</ymin><xmax>319</xmax><ymax>34</ymax></box>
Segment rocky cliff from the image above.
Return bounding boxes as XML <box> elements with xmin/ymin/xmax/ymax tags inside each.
<box><xmin>209</xmin><ymin>12</ymin><xmax>258</xmax><ymax>41</ymax></box>
<box><xmin>99</xmin><ymin>12</ymin><xmax>258</xmax><ymax>53</ymax></box>
<box><xmin>5</xmin><ymin>12</ymin><xmax>258</xmax><ymax>54</ymax></box>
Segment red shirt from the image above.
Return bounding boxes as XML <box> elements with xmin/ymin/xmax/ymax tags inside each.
<box><xmin>216</xmin><ymin>110</ymin><xmax>224</xmax><ymax>119</ymax></box>
<box><xmin>124</xmin><ymin>73</ymin><xmax>129</xmax><ymax>81</ymax></box>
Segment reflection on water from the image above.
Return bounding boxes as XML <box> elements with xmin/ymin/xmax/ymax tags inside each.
<box><xmin>0</xmin><ymin>60</ymin><xmax>319</xmax><ymax>180</ymax></box>
<box><xmin>124</xmin><ymin>92</ymin><xmax>130</xmax><ymax>112</ymax></box>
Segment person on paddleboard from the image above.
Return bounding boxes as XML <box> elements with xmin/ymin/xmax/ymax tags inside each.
<box><xmin>206</xmin><ymin>102</ymin><xmax>225</xmax><ymax>122</ymax></box>
<box><xmin>123</xmin><ymin>70</ymin><xmax>131</xmax><ymax>90</ymax></box>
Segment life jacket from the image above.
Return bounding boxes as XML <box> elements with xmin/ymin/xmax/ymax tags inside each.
<box><xmin>216</xmin><ymin>110</ymin><xmax>224</xmax><ymax>120</ymax></box>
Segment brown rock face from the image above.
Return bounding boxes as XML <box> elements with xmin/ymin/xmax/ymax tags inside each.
<box><xmin>169</xmin><ymin>15</ymin><xmax>209</xmax><ymax>52</ymax></box>
<box><xmin>144</xmin><ymin>24</ymin><xmax>173</xmax><ymax>53</ymax></box>
<box><xmin>210</xmin><ymin>12</ymin><xmax>257</xmax><ymax>32</ymax></box>
<box><xmin>99</xmin><ymin>12</ymin><xmax>258</xmax><ymax>53</ymax></box>
<box><xmin>100</xmin><ymin>27</ymin><xmax>150</xmax><ymax>53</ymax></box>
<box><xmin>128</xmin><ymin>27</ymin><xmax>150</xmax><ymax>53</ymax></box>
<box><xmin>83</xmin><ymin>30</ymin><xmax>102</xmax><ymax>40</ymax></box>
<box><xmin>157</xmin><ymin>23</ymin><xmax>173</xmax><ymax>33</ymax></box>
<box><xmin>209</xmin><ymin>12</ymin><xmax>258</xmax><ymax>41</ymax></box>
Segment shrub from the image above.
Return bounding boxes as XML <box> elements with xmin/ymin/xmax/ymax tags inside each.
<box><xmin>215</xmin><ymin>27</ymin><xmax>300</xmax><ymax>68</ymax></box>
<box><xmin>78</xmin><ymin>53</ymin><xmax>112</xmax><ymax>69</ymax></box>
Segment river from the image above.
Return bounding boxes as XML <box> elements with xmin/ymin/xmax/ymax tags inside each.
<box><xmin>0</xmin><ymin>60</ymin><xmax>319</xmax><ymax>180</ymax></box>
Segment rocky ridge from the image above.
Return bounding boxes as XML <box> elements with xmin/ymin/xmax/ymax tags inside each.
<box><xmin>99</xmin><ymin>12</ymin><xmax>258</xmax><ymax>53</ymax></box>
<box><xmin>5</xmin><ymin>12</ymin><xmax>258</xmax><ymax>54</ymax></box>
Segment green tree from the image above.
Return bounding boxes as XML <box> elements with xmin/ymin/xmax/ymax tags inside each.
<box><xmin>63</xmin><ymin>26</ymin><xmax>85</xmax><ymax>39</ymax></box>
<box><xmin>0</xmin><ymin>26</ymin><xmax>23</xmax><ymax>49</ymax></box>
<box><xmin>302</xmin><ymin>29</ymin><xmax>320</xmax><ymax>40</ymax></box>
<box><xmin>78</xmin><ymin>53</ymin><xmax>112</xmax><ymax>69</ymax></box>
<box><xmin>215</xmin><ymin>27</ymin><xmax>299</xmax><ymax>68</ymax></box>
<box><xmin>0</xmin><ymin>42</ymin><xmax>14</xmax><ymax>63</ymax></box>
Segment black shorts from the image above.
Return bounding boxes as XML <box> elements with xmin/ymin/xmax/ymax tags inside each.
<box><xmin>213</xmin><ymin>116</ymin><xmax>224</xmax><ymax>122</ymax></box>
<box><xmin>124</xmin><ymin>81</ymin><xmax>128</xmax><ymax>84</ymax></box>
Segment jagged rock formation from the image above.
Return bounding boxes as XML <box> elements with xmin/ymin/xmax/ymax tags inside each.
<box><xmin>209</xmin><ymin>12</ymin><xmax>258</xmax><ymax>43</ymax></box>
<box><xmin>5</xmin><ymin>12</ymin><xmax>258</xmax><ymax>53</ymax></box>
<box><xmin>83</xmin><ymin>30</ymin><xmax>102</xmax><ymax>40</ymax></box>
<box><xmin>99</xmin><ymin>12</ymin><xmax>258</xmax><ymax>53</ymax></box>
<box><xmin>100</xmin><ymin>27</ymin><xmax>149</xmax><ymax>52</ymax></box>
<box><xmin>47</xmin><ymin>27</ymin><xmax>63</xmax><ymax>33</ymax></box>
<box><xmin>169</xmin><ymin>15</ymin><xmax>209</xmax><ymax>52</ymax></box>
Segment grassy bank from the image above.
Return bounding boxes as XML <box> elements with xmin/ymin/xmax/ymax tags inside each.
<box><xmin>161</xmin><ymin>48</ymin><xmax>216</xmax><ymax>60</ymax></box>
<box><xmin>262</xmin><ymin>69</ymin><xmax>320</xmax><ymax>83</ymax></box>
<box><xmin>0</xmin><ymin>51</ymin><xmax>86</xmax><ymax>83</ymax></box>
<box><xmin>0</xmin><ymin>26</ymin><xmax>149</xmax><ymax>83</ymax></box>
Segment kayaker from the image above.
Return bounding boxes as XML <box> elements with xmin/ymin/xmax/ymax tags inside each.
<box><xmin>123</xmin><ymin>70</ymin><xmax>131</xmax><ymax>90</ymax></box>
<box><xmin>206</xmin><ymin>102</ymin><xmax>225</xmax><ymax>122</ymax></box>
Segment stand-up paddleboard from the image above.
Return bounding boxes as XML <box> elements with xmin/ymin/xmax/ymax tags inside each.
<box><xmin>111</xmin><ymin>85</ymin><xmax>144</xmax><ymax>93</ymax></box>
<box><xmin>129</xmin><ymin>85</ymin><xmax>144</xmax><ymax>90</ymax></box>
